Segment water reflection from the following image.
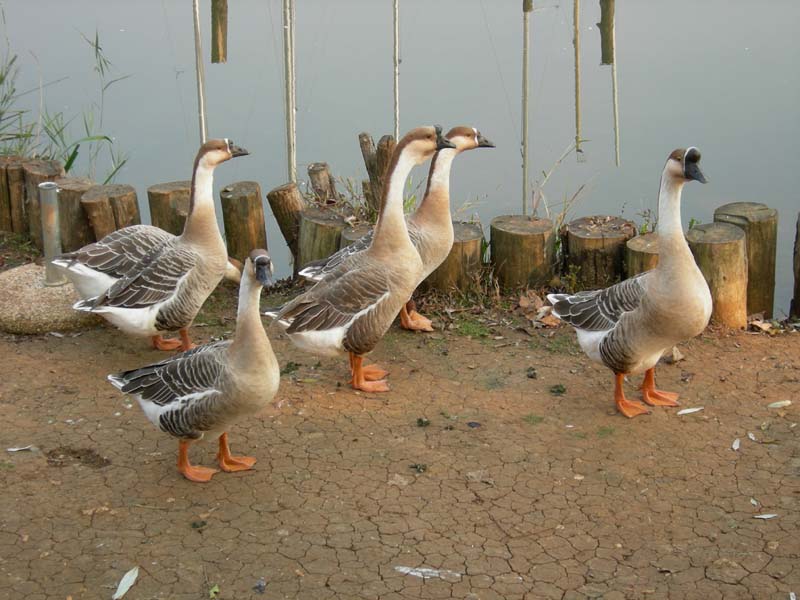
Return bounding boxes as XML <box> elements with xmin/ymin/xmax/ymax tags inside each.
<box><xmin>211</xmin><ymin>0</ymin><xmax>228</xmax><ymax>64</ymax></box>
<box><xmin>597</xmin><ymin>0</ymin><xmax>620</xmax><ymax>166</ymax></box>
<box><xmin>573</xmin><ymin>0</ymin><xmax>584</xmax><ymax>161</ymax></box>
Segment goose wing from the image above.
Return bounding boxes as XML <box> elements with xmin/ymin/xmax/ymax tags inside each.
<box><xmin>549</xmin><ymin>272</ymin><xmax>649</xmax><ymax>331</ymax></box>
<box><xmin>56</xmin><ymin>225</ymin><xmax>173</xmax><ymax>279</ymax></box>
<box><xmin>86</xmin><ymin>243</ymin><xmax>199</xmax><ymax>309</ymax></box>
<box><xmin>298</xmin><ymin>229</ymin><xmax>375</xmax><ymax>281</ymax></box>
<box><xmin>108</xmin><ymin>341</ymin><xmax>229</xmax><ymax>437</ymax></box>
<box><xmin>278</xmin><ymin>259</ymin><xmax>392</xmax><ymax>334</ymax></box>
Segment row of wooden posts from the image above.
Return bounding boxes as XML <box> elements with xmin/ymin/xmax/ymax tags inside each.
<box><xmin>1</xmin><ymin>143</ymin><xmax>798</xmax><ymax>327</ymax></box>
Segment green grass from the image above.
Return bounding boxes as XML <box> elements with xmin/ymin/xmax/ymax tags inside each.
<box><xmin>456</xmin><ymin>319</ymin><xmax>490</xmax><ymax>338</ymax></box>
<box><xmin>597</xmin><ymin>426</ymin><xmax>615</xmax><ymax>438</ymax></box>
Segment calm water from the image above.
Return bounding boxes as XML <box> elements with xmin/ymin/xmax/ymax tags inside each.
<box><xmin>6</xmin><ymin>1</ymin><xmax>799</xmax><ymax>313</ymax></box>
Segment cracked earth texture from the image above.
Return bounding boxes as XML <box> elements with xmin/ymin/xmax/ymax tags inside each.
<box><xmin>0</xmin><ymin>294</ymin><xmax>798</xmax><ymax>599</ymax></box>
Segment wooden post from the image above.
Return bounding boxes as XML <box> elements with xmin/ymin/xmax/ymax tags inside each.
<box><xmin>81</xmin><ymin>184</ymin><xmax>140</xmax><ymax>240</ymax></box>
<box><xmin>625</xmin><ymin>232</ymin><xmax>659</xmax><ymax>277</ymax></box>
<box><xmin>792</xmin><ymin>213</ymin><xmax>800</xmax><ymax>318</ymax></box>
<box><xmin>220</xmin><ymin>181</ymin><xmax>267</xmax><ymax>262</ymax></box>
<box><xmin>563</xmin><ymin>215</ymin><xmax>636</xmax><ymax>289</ymax></box>
<box><xmin>6</xmin><ymin>159</ymin><xmax>26</xmax><ymax>234</ymax></box>
<box><xmin>267</xmin><ymin>182</ymin><xmax>306</xmax><ymax>271</ymax></box>
<box><xmin>340</xmin><ymin>223</ymin><xmax>372</xmax><ymax>249</ymax></box>
<box><xmin>0</xmin><ymin>156</ymin><xmax>23</xmax><ymax>232</ymax></box>
<box><xmin>147</xmin><ymin>180</ymin><xmax>191</xmax><ymax>235</ymax></box>
<box><xmin>358</xmin><ymin>132</ymin><xmax>395</xmax><ymax>214</ymax></box>
<box><xmin>423</xmin><ymin>222</ymin><xmax>484</xmax><ymax>292</ymax></box>
<box><xmin>23</xmin><ymin>159</ymin><xmax>65</xmax><ymax>249</ymax></box>
<box><xmin>491</xmin><ymin>215</ymin><xmax>555</xmax><ymax>289</ymax></box>
<box><xmin>362</xmin><ymin>180</ymin><xmax>375</xmax><ymax>215</ymax></box>
<box><xmin>297</xmin><ymin>207</ymin><xmax>346</xmax><ymax>269</ymax></box>
<box><xmin>54</xmin><ymin>176</ymin><xmax>94</xmax><ymax>252</ymax></box>
<box><xmin>714</xmin><ymin>202</ymin><xmax>778</xmax><ymax>318</ymax></box>
<box><xmin>211</xmin><ymin>0</ymin><xmax>228</xmax><ymax>64</ymax></box>
<box><xmin>687</xmin><ymin>222</ymin><xmax>747</xmax><ymax>329</ymax></box>
<box><xmin>307</xmin><ymin>162</ymin><xmax>338</xmax><ymax>204</ymax></box>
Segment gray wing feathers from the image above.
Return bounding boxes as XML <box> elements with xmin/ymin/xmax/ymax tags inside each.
<box><xmin>90</xmin><ymin>245</ymin><xmax>199</xmax><ymax>309</ymax></box>
<box><xmin>279</xmin><ymin>263</ymin><xmax>391</xmax><ymax>334</ymax></box>
<box><xmin>299</xmin><ymin>230</ymin><xmax>375</xmax><ymax>280</ymax></box>
<box><xmin>550</xmin><ymin>273</ymin><xmax>648</xmax><ymax>331</ymax></box>
<box><xmin>58</xmin><ymin>225</ymin><xmax>173</xmax><ymax>279</ymax></box>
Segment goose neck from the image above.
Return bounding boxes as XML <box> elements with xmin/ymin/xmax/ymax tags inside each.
<box><xmin>412</xmin><ymin>149</ymin><xmax>457</xmax><ymax>226</ymax></box>
<box><xmin>181</xmin><ymin>160</ymin><xmax>221</xmax><ymax>243</ymax></box>
<box><xmin>371</xmin><ymin>151</ymin><xmax>417</xmax><ymax>251</ymax></box>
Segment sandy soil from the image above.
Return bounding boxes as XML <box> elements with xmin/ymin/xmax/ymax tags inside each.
<box><xmin>0</xmin><ymin>285</ymin><xmax>798</xmax><ymax>600</ymax></box>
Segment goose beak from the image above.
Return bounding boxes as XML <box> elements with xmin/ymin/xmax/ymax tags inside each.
<box><xmin>684</xmin><ymin>161</ymin><xmax>707</xmax><ymax>184</ymax></box>
<box><xmin>434</xmin><ymin>125</ymin><xmax>456</xmax><ymax>150</ymax></box>
<box><xmin>230</xmin><ymin>144</ymin><xmax>249</xmax><ymax>158</ymax></box>
<box><xmin>477</xmin><ymin>133</ymin><xmax>495</xmax><ymax>148</ymax></box>
<box><xmin>255</xmin><ymin>263</ymin><xmax>274</xmax><ymax>288</ymax></box>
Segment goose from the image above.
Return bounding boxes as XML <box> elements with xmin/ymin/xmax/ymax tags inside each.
<box><xmin>270</xmin><ymin>126</ymin><xmax>455</xmax><ymax>392</ymax></box>
<box><xmin>59</xmin><ymin>139</ymin><xmax>248</xmax><ymax>351</ymax></box>
<box><xmin>108</xmin><ymin>249</ymin><xmax>279</xmax><ymax>482</ymax></box>
<box><xmin>547</xmin><ymin>148</ymin><xmax>710</xmax><ymax>418</ymax></box>
<box><xmin>299</xmin><ymin>126</ymin><xmax>494</xmax><ymax>331</ymax></box>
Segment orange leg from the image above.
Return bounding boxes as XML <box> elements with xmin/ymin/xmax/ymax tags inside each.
<box><xmin>640</xmin><ymin>367</ymin><xmax>680</xmax><ymax>407</ymax></box>
<box><xmin>350</xmin><ymin>353</ymin><xmax>390</xmax><ymax>392</ymax></box>
<box><xmin>216</xmin><ymin>432</ymin><xmax>256</xmax><ymax>472</ymax></box>
<box><xmin>151</xmin><ymin>335</ymin><xmax>182</xmax><ymax>351</ymax></box>
<box><xmin>179</xmin><ymin>328</ymin><xmax>197</xmax><ymax>352</ymax></box>
<box><xmin>177</xmin><ymin>440</ymin><xmax>218</xmax><ymax>482</ymax></box>
<box><xmin>348</xmin><ymin>352</ymin><xmax>388</xmax><ymax>382</ymax></box>
<box><xmin>614</xmin><ymin>373</ymin><xmax>650</xmax><ymax>418</ymax></box>
<box><xmin>399</xmin><ymin>301</ymin><xmax>434</xmax><ymax>332</ymax></box>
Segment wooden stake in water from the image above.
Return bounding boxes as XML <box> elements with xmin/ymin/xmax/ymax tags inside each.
<box><xmin>521</xmin><ymin>0</ymin><xmax>533</xmax><ymax>215</ymax></box>
<box><xmin>598</xmin><ymin>0</ymin><xmax>619</xmax><ymax>166</ymax></box>
<box><xmin>283</xmin><ymin>0</ymin><xmax>297</xmax><ymax>182</ymax></box>
<box><xmin>192</xmin><ymin>0</ymin><xmax>208</xmax><ymax>144</ymax></box>
<box><xmin>393</xmin><ymin>0</ymin><xmax>400</xmax><ymax>142</ymax></box>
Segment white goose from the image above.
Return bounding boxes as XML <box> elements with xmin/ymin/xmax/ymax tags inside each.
<box><xmin>299</xmin><ymin>126</ymin><xmax>494</xmax><ymax>331</ymax></box>
<box><xmin>109</xmin><ymin>249</ymin><xmax>279</xmax><ymax>482</ymax></box>
<box><xmin>58</xmin><ymin>139</ymin><xmax>248</xmax><ymax>351</ymax></box>
<box><xmin>548</xmin><ymin>148</ymin><xmax>710</xmax><ymax>418</ymax></box>
<box><xmin>271</xmin><ymin>126</ymin><xmax>454</xmax><ymax>392</ymax></box>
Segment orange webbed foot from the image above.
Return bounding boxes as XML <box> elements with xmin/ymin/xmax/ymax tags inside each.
<box><xmin>151</xmin><ymin>335</ymin><xmax>183</xmax><ymax>351</ymax></box>
<box><xmin>217</xmin><ymin>433</ymin><xmax>256</xmax><ymax>473</ymax></box>
<box><xmin>353</xmin><ymin>378</ymin><xmax>391</xmax><ymax>393</ymax></box>
<box><xmin>614</xmin><ymin>373</ymin><xmax>650</xmax><ymax>418</ymax></box>
<box><xmin>350</xmin><ymin>353</ymin><xmax>391</xmax><ymax>393</ymax></box>
<box><xmin>640</xmin><ymin>367</ymin><xmax>680</xmax><ymax>407</ymax></box>
<box><xmin>177</xmin><ymin>440</ymin><xmax>218</xmax><ymax>482</ymax></box>
<box><xmin>361</xmin><ymin>363</ymin><xmax>389</xmax><ymax>381</ymax></box>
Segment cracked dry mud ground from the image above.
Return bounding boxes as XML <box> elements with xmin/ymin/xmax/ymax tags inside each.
<box><xmin>0</xmin><ymin>310</ymin><xmax>798</xmax><ymax>599</ymax></box>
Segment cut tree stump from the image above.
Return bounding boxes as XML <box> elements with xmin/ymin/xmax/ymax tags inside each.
<box><xmin>626</xmin><ymin>232</ymin><xmax>660</xmax><ymax>276</ymax></box>
<box><xmin>23</xmin><ymin>159</ymin><xmax>65</xmax><ymax>249</ymax></box>
<box><xmin>307</xmin><ymin>162</ymin><xmax>338</xmax><ymax>204</ymax></box>
<box><xmin>5</xmin><ymin>159</ymin><xmax>26</xmax><ymax>234</ymax></box>
<box><xmin>490</xmin><ymin>215</ymin><xmax>555</xmax><ymax>289</ymax></box>
<box><xmin>423</xmin><ymin>222</ymin><xmax>484</xmax><ymax>292</ymax></box>
<box><xmin>563</xmin><ymin>215</ymin><xmax>636</xmax><ymax>289</ymax></box>
<box><xmin>267</xmin><ymin>182</ymin><xmax>306</xmax><ymax>272</ymax></box>
<box><xmin>686</xmin><ymin>222</ymin><xmax>747</xmax><ymax>329</ymax></box>
<box><xmin>340</xmin><ymin>223</ymin><xmax>372</xmax><ymax>249</ymax></box>
<box><xmin>297</xmin><ymin>207</ymin><xmax>347</xmax><ymax>269</ymax></box>
<box><xmin>147</xmin><ymin>180</ymin><xmax>191</xmax><ymax>235</ymax></box>
<box><xmin>81</xmin><ymin>184</ymin><xmax>140</xmax><ymax>241</ymax></box>
<box><xmin>358</xmin><ymin>132</ymin><xmax>395</xmax><ymax>214</ymax></box>
<box><xmin>54</xmin><ymin>176</ymin><xmax>94</xmax><ymax>252</ymax></box>
<box><xmin>792</xmin><ymin>212</ymin><xmax>800</xmax><ymax>318</ymax></box>
<box><xmin>0</xmin><ymin>156</ymin><xmax>24</xmax><ymax>232</ymax></box>
<box><xmin>220</xmin><ymin>181</ymin><xmax>267</xmax><ymax>262</ymax></box>
<box><xmin>714</xmin><ymin>202</ymin><xmax>778</xmax><ymax>318</ymax></box>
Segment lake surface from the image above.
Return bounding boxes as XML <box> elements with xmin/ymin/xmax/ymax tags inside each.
<box><xmin>6</xmin><ymin>0</ymin><xmax>799</xmax><ymax>314</ymax></box>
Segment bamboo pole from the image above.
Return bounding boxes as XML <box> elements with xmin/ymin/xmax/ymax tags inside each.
<box><xmin>522</xmin><ymin>0</ymin><xmax>533</xmax><ymax>215</ymax></box>
<box><xmin>283</xmin><ymin>0</ymin><xmax>297</xmax><ymax>182</ymax></box>
<box><xmin>393</xmin><ymin>0</ymin><xmax>400</xmax><ymax>142</ymax></box>
<box><xmin>192</xmin><ymin>0</ymin><xmax>208</xmax><ymax>144</ymax></box>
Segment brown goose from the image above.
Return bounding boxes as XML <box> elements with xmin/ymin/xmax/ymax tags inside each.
<box><xmin>273</xmin><ymin>126</ymin><xmax>454</xmax><ymax>392</ymax></box>
<box><xmin>298</xmin><ymin>126</ymin><xmax>494</xmax><ymax>331</ymax></box>
<box><xmin>548</xmin><ymin>148</ymin><xmax>710</xmax><ymax>417</ymax></box>
<box><xmin>66</xmin><ymin>139</ymin><xmax>248</xmax><ymax>351</ymax></box>
<box><xmin>109</xmin><ymin>249</ymin><xmax>279</xmax><ymax>482</ymax></box>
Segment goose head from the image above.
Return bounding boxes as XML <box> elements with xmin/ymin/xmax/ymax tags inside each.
<box><xmin>197</xmin><ymin>138</ymin><xmax>250</xmax><ymax>169</ymax></box>
<box><xmin>246</xmin><ymin>249</ymin><xmax>274</xmax><ymax>289</ymax></box>
<box><xmin>445</xmin><ymin>126</ymin><xmax>495</xmax><ymax>152</ymax></box>
<box><xmin>399</xmin><ymin>126</ymin><xmax>456</xmax><ymax>166</ymax></box>
<box><xmin>666</xmin><ymin>147</ymin><xmax>707</xmax><ymax>184</ymax></box>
